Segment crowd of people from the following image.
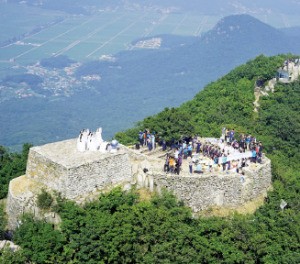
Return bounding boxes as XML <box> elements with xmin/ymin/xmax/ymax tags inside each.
<box><xmin>221</xmin><ymin>127</ymin><xmax>263</xmax><ymax>156</ymax></box>
<box><xmin>138</xmin><ymin>130</ymin><xmax>157</xmax><ymax>151</ymax></box>
<box><xmin>137</xmin><ymin>127</ymin><xmax>264</xmax><ymax>179</ymax></box>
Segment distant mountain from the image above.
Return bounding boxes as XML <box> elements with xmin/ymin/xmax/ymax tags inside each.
<box><xmin>280</xmin><ymin>26</ymin><xmax>300</xmax><ymax>37</ymax></box>
<box><xmin>8</xmin><ymin>0</ymin><xmax>300</xmax><ymax>16</ymax></box>
<box><xmin>200</xmin><ymin>14</ymin><xmax>299</xmax><ymax>54</ymax></box>
<box><xmin>1</xmin><ymin>14</ymin><xmax>300</xmax><ymax>149</ymax></box>
<box><xmin>76</xmin><ymin>14</ymin><xmax>300</xmax><ymax>109</ymax></box>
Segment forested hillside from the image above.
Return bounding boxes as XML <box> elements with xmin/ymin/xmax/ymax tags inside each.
<box><xmin>0</xmin><ymin>55</ymin><xmax>299</xmax><ymax>263</ymax></box>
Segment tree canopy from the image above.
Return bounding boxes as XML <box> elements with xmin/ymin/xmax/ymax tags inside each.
<box><xmin>0</xmin><ymin>143</ymin><xmax>31</xmax><ymax>199</ymax></box>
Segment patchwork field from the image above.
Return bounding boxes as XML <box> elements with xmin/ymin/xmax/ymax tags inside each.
<box><xmin>0</xmin><ymin>8</ymin><xmax>219</xmax><ymax>70</ymax></box>
<box><xmin>1</xmin><ymin>3</ymin><xmax>300</xmax><ymax>77</ymax></box>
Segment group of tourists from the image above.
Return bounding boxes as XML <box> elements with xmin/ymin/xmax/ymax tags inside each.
<box><xmin>135</xmin><ymin>127</ymin><xmax>263</xmax><ymax>177</ymax></box>
<box><xmin>199</xmin><ymin>136</ymin><xmax>263</xmax><ymax>174</ymax></box>
<box><xmin>163</xmin><ymin>140</ymin><xmax>197</xmax><ymax>175</ymax></box>
<box><xmin>136</xmin><ymin>127</ymin><xmax>264</xmax><ymax>179</ymax></box>
<box><xmin>138</xmin><ymin>130</ymin><xmax>156</xmax><ymax>151</ymax></box>
<box><xmin>222</xmin><ymin>128</ymin><xmax>263</xmax><ymax>156</ymax></box>
<box><xmin>201</xmin><ymin>140</ymin><xmax>263</xmax><ymax>167</ymax></box>
<box><xmin>164</xmin><ymin>152</ymin><xmax>182</xmax><ymax>175</ymax></box>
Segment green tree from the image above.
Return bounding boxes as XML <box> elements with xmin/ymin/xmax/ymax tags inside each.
<box><xmin>36</xmin><ymin>189</ymin><xmax>54</xmax><ymax>210</ymax></box>
<box><xmin>13</xmin><ymin>215</ymin><xmax>66</xmax><ymax>264</ymax></box>
<box><xmin>0</xmin><ymin>249</ymin><xmax>27</xmax><ymax>264</ymax></box>
<box><xmin>0</xmin><ymin>143</ymin><xmax>32</xmax><ymax>199</ymax></box>
<box><xmin>0</xmin><ymin>205</ymin><xmax>6</xmax><ymax>240</ymax></box>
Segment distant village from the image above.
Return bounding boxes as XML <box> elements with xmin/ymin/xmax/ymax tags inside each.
<box><xmin>132</xmin><ymin>37</ymin><xmax>162</xmax><ymax>49</ymax></box>
<box><xmin>2</xmin><ymin>56</ymin><xmax>299</xmax><ymax>103</ymax></box>
<box><xmin>0</xmin><ymin>34</ymin><xmax>163</xmax><ymax>101</ymax></box>
<box><xmin>0</xmin><ymin>62</ymin><xmax>101</xmax><ymax>101</ymax></box>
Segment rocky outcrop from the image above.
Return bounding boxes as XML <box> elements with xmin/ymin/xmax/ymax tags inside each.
<box><xmin>254</xmin><ymin>59</ymin><xmax>300</xmax><ymax>112</ymax></box>
<box><xmin>0</xmin><ymin>240</ymin><xmax>20</xmax><ymax>252</ymax></box>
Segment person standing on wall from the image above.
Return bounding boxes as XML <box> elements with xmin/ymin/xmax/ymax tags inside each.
<box><xmin>188</xmin><ymin>156</ymin><xmax>193</xmax><ymax>175</ymax></box>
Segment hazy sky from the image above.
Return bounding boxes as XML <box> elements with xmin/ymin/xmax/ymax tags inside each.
<box><xmin>4</xmin><ymin>0</ymin><xmax>300</xmax><ymax>16</ymax></box>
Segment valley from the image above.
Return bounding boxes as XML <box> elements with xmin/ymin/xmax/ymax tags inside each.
<box><xmin>1</xmin><ymin>1</ymin><xmax>300</xmax><ymax>150</ymax></box>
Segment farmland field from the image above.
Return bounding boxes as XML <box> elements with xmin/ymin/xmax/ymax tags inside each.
<box><xmin>0</xmin><ymin>3</ymin><xmax>65</xmax><ymax>41</ymax></box>
<box><xmin>0</xmin><ymin>6</ymin><xmax>220</xmax><ymax>69</ymax></box>
<box><xmin>1</xmin><ymin>3</ymin><xmax>300</xmax><ymax>76</ymax></box>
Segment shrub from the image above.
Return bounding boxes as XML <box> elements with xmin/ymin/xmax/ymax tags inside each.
<box><xmin>36</xmin><ymin>189</ymin><xmax>53</xmax><ymax>210</ymax></box>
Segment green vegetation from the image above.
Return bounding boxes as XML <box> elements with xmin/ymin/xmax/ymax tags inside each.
<box><xmin>0</xmin><ymin>204</ymin><xmax>6</xmax><ymax>240</ymax></box>
<box><xmin>11</xmin><ymin>214</ymin><xmax>66</xmax><ymax>263</ymax></box>
<box><xmin>1</xmin><ymin>54</ymin><xmax>299</xmax><ymax>263</ymax></box>
<box><xmin>115</xmin><ymin>54</ymin><xmax>291</xmax><ymax>142</ymax></box>
<box><xmin>0</xmin><ymin>143</ymin><xmax>30</xmax><ymax>248</ymax></box>
<box><xmin>0</xmin><ymin>144</ymin><xmax>31</xmax><ymax>199</ymax></box>
<box><xmin>0</xmin><ymin>249</ymin><xmax>27</xmax><ymax>264</ymax></box>
<box><xmin>1</xmin><ymin>189</ymin><xmax>253</xmax><ymax>263</ymax></box>
<box><xmin>4</xmin><ymin>186</ymin><xmax>300</xmax><ymax>263</ymax></box>
<box><xmin>36</xmin><ymin>189</ymin><xmax>53</xmax><ymax>210</ymax></box>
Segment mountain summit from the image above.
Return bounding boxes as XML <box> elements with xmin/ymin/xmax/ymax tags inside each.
<box><xmin>204</xmin><ymin>14</ymin><xmax>282</xmax><ymax>39</ymax></box>
<box><xmin>198</xmin><ymin>14</ymin><xmax>297</xmax><ymax>55</ymax></box>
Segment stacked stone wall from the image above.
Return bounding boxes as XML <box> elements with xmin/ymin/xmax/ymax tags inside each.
<box><xmin>6</xmin><ymin>179</ymin><xmax>26</xmax><ymax>229</ymax></box>
<box><xmin>6</xmin><ymin>139</ymin><xmax>273</xmax><ymax>229</ymax></box>
<box><xmin>139</xmin><ymin>158</ymin><xmax>272</xmax><ymax>212</ymax></box>
<box><xmin>6</xmin><ymin>141</ymin><xmax>134</xmax><ymax>229</ymax></box>
<box><xmin>6</xmin><ymin>176</ymin><xmax>44</xmax><ymax>229</ymax></box>
<box><xmin>26</xmin><ymin>147</ymin><xmax>132</xmax><ymax>199</ymax></box>
<box><xmin>62</xmin><ymin>153</ymin><xmax>132</xmax><ymax>199</ymax></box>
<box><xmin>242</xmin><ymin>158</ymin><xmax>272</xmax><ymax>198</ymax></box>
<box><xmin>26</xmin><ymin>150</ymin><xmax>66</xmax><ymax>194</ymax></box>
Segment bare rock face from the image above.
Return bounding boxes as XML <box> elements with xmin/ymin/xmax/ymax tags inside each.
<box><xmin>0</xmin><ymin>240</ymin><xmax>20</xmax><ymax>252</ymax></box>
<box><xmin>254</xmin><ymin>59</ymin><xmax>300</xmax><ymax>112</ymax></box>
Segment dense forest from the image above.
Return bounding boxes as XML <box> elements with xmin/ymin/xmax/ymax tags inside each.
<box><xmin>0</xmin><ymin>54</ymin><xmax>299</xmax><ymax>263</ymax></box>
